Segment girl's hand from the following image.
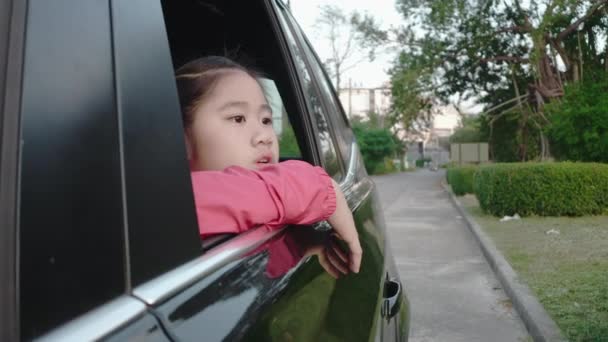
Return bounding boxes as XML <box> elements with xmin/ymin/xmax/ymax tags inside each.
<box><xmin>327</xmin><ymin>179</ymin><xmax>363</xmax><ymax>273</ymax></box>
<box><xmin>303</xmin><ymin>236</ymin><xmax>351</xmax><ymax>279</ymax></box>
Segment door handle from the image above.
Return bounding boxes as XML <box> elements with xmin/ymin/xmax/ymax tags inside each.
<box><xmin>381</xmin><ymin>278</ymin><xmax>402</xmax><ymax>319</ymax></box>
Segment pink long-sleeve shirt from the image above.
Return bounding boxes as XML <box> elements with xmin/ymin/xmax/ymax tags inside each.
<box><xmin>190</xmin><ymin>160</ymin><xmax>337</xmax><ymax>239</ymax></box>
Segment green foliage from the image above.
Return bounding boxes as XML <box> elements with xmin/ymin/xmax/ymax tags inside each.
<box><xmin>392</xmin><ymin>0</ymin><xmax>608</xmax><ymax>162</ymax></box>
<box><xmin>372</xmin><ymin>158</ymin><xmax>399</xmax><ymax>175</ymax></box>
<box><xmin>389</xmin><ymin>54</ymin><xmax>433</xmax><ymax>135</ymax></box>
<box><xmin>446</xmin><ymin>165</ymin><xmax>477</xmax><ymax>196</ymax></box>
<box><xmin>415</xmin><ymin>158</ymin><xmax>431</xmax><ymax>168</ymax></box>
<box><xmin>547</xmin><ymin>74</ymin><xmax>608</xmax><ymax>163</ymax></box>
<box><xmin>474</xmin><ymin>163</ymin><xmax>608</xmax><ymax>217</ymax></box>
<box><xmin>478</xmin><ymin>108</ymin><xmax>542</xmax><ymax>162</ymax></box>
<box><xmin>352</xmin><ymin>123</ymin><xmax>396</xmax><ymax>175</ymax></box>
<box><xmin>462</xmin><ymin>197</ymin><xmax>608</xmax><ymax>342</ymax></box>
<box><xmin>450</xmin><ymin>116</ymin><xmax>486</xmax><ymax>144</ymax></box>
<box><xmin>450</xmin><ymin>126</ymin><xmax>482</xmax><ymax>144</ymax></box>
<box><xmin>479</xmin><ymin>112</ymin><xmax>520</xmax><ymax>162</ymax></box>
<box><xmin>278</xmin><ymin>125</ymin><xmax>301</xmax><ymax>157</ymax></box>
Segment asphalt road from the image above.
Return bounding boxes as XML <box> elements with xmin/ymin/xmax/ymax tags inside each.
<box><xmin>373</xmin><ymin>169</ymin><xmax>530</xmax><ymax>342</ymax></box>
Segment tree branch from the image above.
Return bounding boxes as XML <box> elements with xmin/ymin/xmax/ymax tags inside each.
<box><xmin>480</xmin><ymin>56</ymin><xmax>530</xmax><ymax>63</ymax></box>
<box><xmin>556</xmin><ymin>1</ymin><xmax>607</xmax><ymax>42</ymax></box>
<box><xmin>548</xmin><ymin>37</ymin><xmax>570</xmax><ymax>69</ymax></box>
<box><xmin>495</xmin><ymin>24</ymin><xmax>532</xmax><ymax>34</ymax></box>
<box><xmin>339</xmin><ymin>28</ymin><xmax>356</xmax><ymax>63</ymax></box>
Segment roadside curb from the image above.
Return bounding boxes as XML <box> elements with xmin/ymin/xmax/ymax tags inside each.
<box><xmin>441</xmin><ymin>182</ymin><xmax>568</xmax><ymax>342</ymax></box>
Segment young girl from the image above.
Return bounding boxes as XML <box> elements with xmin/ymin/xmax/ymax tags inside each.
<box><xmin>176</xmin><ymin>56</ymin><xmax>362</xmax><ymax>274</ymax></box>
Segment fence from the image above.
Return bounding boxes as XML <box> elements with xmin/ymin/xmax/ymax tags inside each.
<box><xmin>451</xmin><ymin>143</ymin><xmax>489</xmax><ymax>164</ymax></box>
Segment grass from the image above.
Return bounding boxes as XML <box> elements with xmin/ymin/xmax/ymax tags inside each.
<box><xmin>459</xmin><ymin>195</ymin><xmax>608</xmax><ymax>342</ymax></box>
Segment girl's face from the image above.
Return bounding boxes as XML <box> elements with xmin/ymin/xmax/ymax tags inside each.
<box><xmin>186</xmin><ymin>70</ymin><xmax>279</xmax><ymax>171</ymax></box>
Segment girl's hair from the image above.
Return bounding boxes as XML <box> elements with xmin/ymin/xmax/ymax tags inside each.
<box><xmin>175</xmin><ymin>56</ymin><xmax>261</xmax><ymax>127</ymax></box>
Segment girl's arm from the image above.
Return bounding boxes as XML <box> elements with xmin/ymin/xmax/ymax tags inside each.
<box><xmin>190</xmin><ymin>160</ymin><xmax>336</xmax><ymax>238</ymax></box>
<box><xmin>191</xmin><ymin>160</ymin><xmax>362</xmax><ymax>274</ymax></box>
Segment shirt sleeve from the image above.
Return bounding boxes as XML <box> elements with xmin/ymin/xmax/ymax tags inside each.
<box><xmin>190</xmin><ymin>160</ymin><xmax>337</xmax><ymax>238</ymax></box>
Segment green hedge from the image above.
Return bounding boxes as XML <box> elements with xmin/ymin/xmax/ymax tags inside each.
<box><xmin>415</xmin><ymin>158</ymin><xmax>431</xmax><ymax>168</ymax></box>
<box><xmin>474</xmin><ymin>163</ymin><xmax>608</xmax><ymax>216</ymax></box>
<box><xmin>446</xmin><ymin>165</ymin><xmax>477</xmax><ymax>196</ymax></box>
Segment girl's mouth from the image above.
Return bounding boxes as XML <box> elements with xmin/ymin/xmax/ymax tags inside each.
<box><xmin>255</xmin><ymin>156</ymin><xmax>272</xmax><ymax>167</ymax></box>
<box><xmin>256</xmin><ymin>156</ymin><xmax>272</xmax><ymax>165</ymax></box>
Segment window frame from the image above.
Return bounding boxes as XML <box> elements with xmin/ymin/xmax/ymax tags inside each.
<box><xmin>18</xmin><ymin>1</ymin><xmax>128</xmax><ymax>338</ymax></box>
<box><xmin>130</xmin><ymin>0</ymin><xmax>325</xmax><ymax>305</ymax></box>
<box><xmin>298</xmin><ymin>34</ymin><xmax>356</xmax><ymax>164</ymax></box>
<box><xmin>110</xmin><ymin>0</ymin><xmax>202</xmax><ymax>287</ymax></box>
<box><xmin>0</xmin><ymin>0</ymin><xmax>25</xmax><ymax>340</ymax></box>
<box><xmin>273</xmin><ymin>0</ymin><xmax>347</xmax><ymax>180</ymax></box>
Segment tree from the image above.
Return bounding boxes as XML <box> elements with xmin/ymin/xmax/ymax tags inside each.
<box><xmin>546</xmin><ymin>74</ymin><xmax>608</xmax><ymax>162</ymax></box>
<box><xmin>388</xmin><ymin>52</ymin><xmax>435</xmax><ymax>149</ymax></box>
<box><xmin>450</xmin><ymin>116</ymin><xmax>485</xmax><ymax>143</ymax></box>
<box><xmin>352</xmin><ymin>122</ymin><xmax>396</xmax><ymax>174</ymax></box>
<box><xmin>391</xmin><ymin>0</ymin><xmax>608</xmax><ymax>161</ymax></box>
<box><xmin>314</xmin><ymin>5</ymin><xmax>388</xmax><ymax>90</ymax></box>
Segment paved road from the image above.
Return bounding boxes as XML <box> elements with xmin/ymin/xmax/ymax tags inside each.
<box><xmin>373</xmin><ymin>170</ymin><xmax>529</xmax><ymax>342</ymax></box>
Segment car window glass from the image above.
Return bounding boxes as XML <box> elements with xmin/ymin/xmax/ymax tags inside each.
<box><xmin>275</xmin><ymin>5</ymin><xmax>343</xmax><ymax>180</ymax></box>
<box><xmin>298</xmin><ymin>36</ymin><xmax>354</xmax><ymax>163</ymax></box>
<box><xmin>259</xmin><ymin>78</ymin><xmax>301</xmax><ymax>158</ymax></box>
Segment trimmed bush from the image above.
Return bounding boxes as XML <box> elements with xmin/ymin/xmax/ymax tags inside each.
<box><xmin>474</xmin><ymin>162</ymin><xmax>608</xmax><ymax>217</ymax></box>
<box><xmin>415</xmin><ymin>157</ymin><xmax>431</xmax><ymax>168</ymax></box>
<box><xmin>446</xmin><ymin>165</ymin><xmax>477</xmax><ymax>196</ymax></box>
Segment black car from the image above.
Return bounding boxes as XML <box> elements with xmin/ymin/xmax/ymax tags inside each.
<box><xmin>0</xmin><ymin>0</ymin><xmax>409</xmax><ymax>340</ymax></box>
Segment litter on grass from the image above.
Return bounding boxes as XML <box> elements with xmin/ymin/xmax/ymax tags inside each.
<box><xmin>499</xmin><ymin>214</ymin><xmax>521</xmax><ymax>222</ymax></box>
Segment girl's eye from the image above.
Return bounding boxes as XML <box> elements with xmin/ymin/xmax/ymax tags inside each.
<box><xmin>262</xmin><ymin>117</ymin><xmax>273</xmax><ymax>125</ymax></box>
<box><xmin>229</xmin><ymin>115</ymin><xmax>246</xmax><ymax>123</ymax></box>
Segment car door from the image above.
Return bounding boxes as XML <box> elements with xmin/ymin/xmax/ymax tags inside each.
<box><xmin>299</xmin><ymin>33</ymin><xmax>410</xmax><ymax>342</ymax></box>
<box><xmin>276</xmin><ymin>3</ymin><xmax>410</xmax><ymax>340</ymax></box>
<box><xmin>274</xmin><ymin>2</ymin><xmax>405</xmax><ymax>341</ymax></box>
<box><xmin>124</xmin><ymin>1</ymin><xmax>362</xmax><ymax>341</ymax></box>
<box><xmin>0</xmin><ymin>0</ymin><xmax>23</xmax><ymax>340</ymax></box>
<box><xmin>7</xmin><ymin>0</ymin><xmax>199</xmax><ymax>340</ymax></box>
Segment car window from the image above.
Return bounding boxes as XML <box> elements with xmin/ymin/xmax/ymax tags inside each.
<box><xmin>259</xmin><ymin>78</ymin><xmax>302</xmax><ymax>158</ymax></box>
<box><xmin>274</xmin><ymin>3</ymin><xmax>344</xmax><ymax>180</ymax></box>
<box><xmin>160</xmin><ymin>0</ymin><xmax>324</xmax><ymax>186</ymax></box>
<box><xmin>19</xmin><ymin>2</ymin><xmax>125</xmax><ymax>338</ymax></box>
<box><xmin>298</xmin><ymin>35</ymin><xmax>355</xmax><ymax>164</ymax></box>
<box><xmin>0</xmin><ymin>0</ymin><xmax>24</xmax><ymax>340</ymax></box>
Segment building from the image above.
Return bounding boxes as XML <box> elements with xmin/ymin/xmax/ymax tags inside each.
<box><xmin>338</xmin><ymin>84</ymin><xmax>391</xmax><ymax>119</ymax></box>
<box><xmin>426</xmin><ymin>104</ymin><xmax>461</xmax><ymax>148</ymax></box>
<box><xmin>338</xmin><ymin>84</ymin><xmax>462</xmax><ymax>165</ymax></box>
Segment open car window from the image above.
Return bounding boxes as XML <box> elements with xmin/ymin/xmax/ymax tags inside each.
<box><xmin>160</xmin><ymin>0</ymin><xmax>317</xmax><ymax>248</ymax></box>
<box><xmin>259</xmin><ymin>78</ymin><xmax>302</xmax><ymax>159</ymax></box>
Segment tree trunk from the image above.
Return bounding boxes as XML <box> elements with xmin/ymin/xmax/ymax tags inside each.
<box><xmin>572</xmin><ymin>62</ymin><xmax>580</xmax><ymax>82</ymax></box>
<box><xmin>519</xmin><ymin>110</ymin><xmax>529</xmax><ymax>161</ymax></box>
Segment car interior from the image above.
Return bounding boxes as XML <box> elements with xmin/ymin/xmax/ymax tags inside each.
<box><xmin>160</xmin><ymin>0</ymin><xmax>310</xmax><ymax>162</ymax></box>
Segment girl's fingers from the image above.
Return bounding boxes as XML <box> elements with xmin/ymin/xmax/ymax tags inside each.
<box><xmin>347</xmin><ymin>238</ymin><xmax>363</xmax><ymax>273</ymax></box>
<box><xmin>330</xmin><ymin>238</ymin><xmax>349</xmax><ymax>263</ymax></box>
<box><xmin>318</xmin><ymin>252</ymin><xmax>340</xmax><ymax>279</ymax></box>
<box><xmin>325</xmin><ymin>246</ymin><xmax>349</xmax><ymax>275</ymax></box>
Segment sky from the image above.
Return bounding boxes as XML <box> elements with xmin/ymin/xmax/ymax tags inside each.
<box><xmin>290</xmin><ymin>0</ymin><xmax>403</xmax><ymax>89</ymax></box>
<box><xmin>289</xmin><ymin>0</ymin><xmax>484</xmax><ymax>115</ymax></box>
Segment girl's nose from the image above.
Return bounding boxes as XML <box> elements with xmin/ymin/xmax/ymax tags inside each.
<box><xmin>252</xmin><ymin>125</ymin><xmax>274</xmax><ymax>146</ymax></box>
